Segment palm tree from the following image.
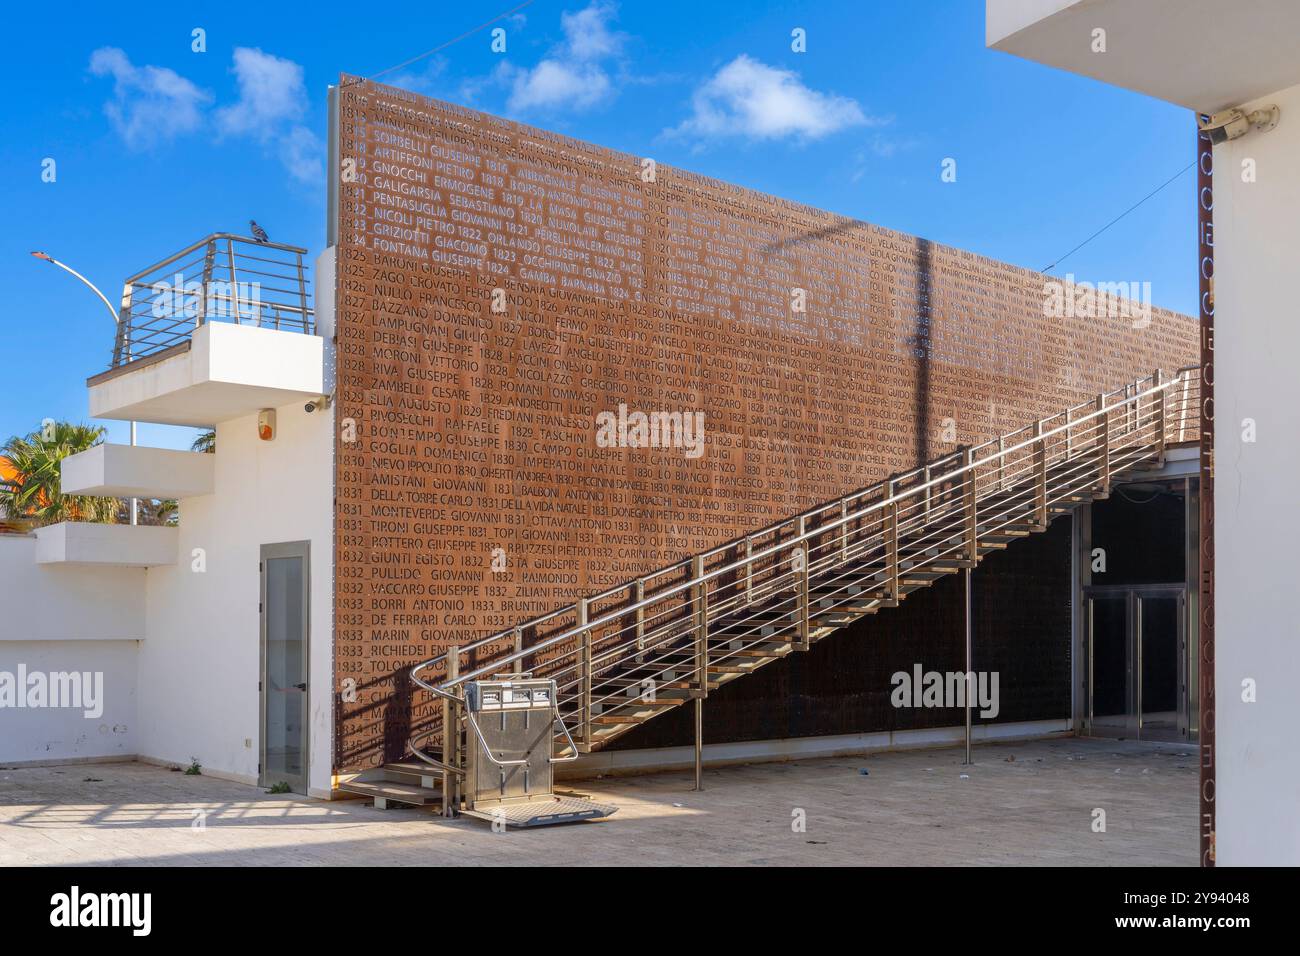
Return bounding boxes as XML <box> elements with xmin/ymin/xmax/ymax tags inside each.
<box><xmin>192</xmin><ymin>429</ymin><xmax>215</xmax><ymax>454</ymax></box>
<box><xmin>0</xmin><ymin>422</ymin><xmax>119</xmax><ymax>526</ymax></box>
<box><xmin>119</xmin><ymin>496</ymin><xmax>179</xmax><ymax>526</ymax></box>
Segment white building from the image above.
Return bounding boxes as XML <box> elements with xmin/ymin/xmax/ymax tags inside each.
<box><xmin>988</xmin><ymin>0</ymin><xmax>1300</xmax><ymax>867</ymax></box>
<box><xmin>1</xmin><ymin>236</ymin><xmax>338</xmax><ymax>799</ymax></box>
<box><xmin>7</xmin><ymin>26</ymin><xmax>1289</xmax><ymax>860</ymax></box>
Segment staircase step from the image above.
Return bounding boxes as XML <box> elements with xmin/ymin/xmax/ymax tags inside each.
<box><xmin>608</xmin><ymin>697</ymin><xmax>678</xmax><ymax>708</ymax></box>
<box><xmin>816</xmin><ymin>615</ymin><xmax>858</xmax><ymax>627</ymax></box>
<box><xmin>337</xmin><ymin>778</ymin><xmax>441</xmax><ymax>808</ymax></box>
<box><xmin>381</xmin><ymin>762</ymin><xmax>444</xmax><ymax>787</ymax></box>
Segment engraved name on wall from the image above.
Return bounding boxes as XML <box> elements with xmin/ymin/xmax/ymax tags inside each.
<box><xmin>333</xmin><ymin>78</ymin><xmax>1197</xmax><ymax>769</ymax></box>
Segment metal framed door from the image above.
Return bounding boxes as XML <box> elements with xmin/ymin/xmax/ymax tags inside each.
<box><xmin>1085</xmin><ymin>584</ymin><xmax>1187</xmax><ymax>741</ymax></box>
<box><xmin>1135</xmin><ymin>586</ymin><xmax>1187</xmax><ymax>741</ymax></box>
<box><xmin>260</xmin><ymin>541</ymin><xmax>310</xmax><ymax>793</ymax></box>
<box><xmin>1086</xmin><ymin>590</ymin><xmax>1135</xmax><ymax>736</ymax></box>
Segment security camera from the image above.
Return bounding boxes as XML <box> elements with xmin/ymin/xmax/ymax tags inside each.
<box><xmin>1199</xmin><ymin>105</ymin><xmax>1279</xmax><ymax>144</ymax></box>
<box><xmin>304</xmin><ymin>394</ymin><xmax>333</xmax><ymax>413</ymax></box>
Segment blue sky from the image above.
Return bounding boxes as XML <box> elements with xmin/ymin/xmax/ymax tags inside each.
<box><xmin>0</xmin><ymin>0</ymin><xmax>1196</xmax><ymax>449</ymax></box>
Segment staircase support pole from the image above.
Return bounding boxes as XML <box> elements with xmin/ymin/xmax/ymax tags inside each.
<box><xmin>634</xmin><ymin>580</ymin><xmax>645</xmax><ymax>651</ymax></box>
<box><xmin>1153</xmin><ymin>368</ymin><xmax>1167</xmax><ymax>464</ymax></box>
<box><xmin>1034</xmin><ymin>420</ymin><xmax>1048</xmax><ymax>530</ymax></box>
<box><xmin>1096</xmin><ymin>393</ymin><xmax>1111</xmax><ymax>499</ymax></box>
<box><xmin>512</xmin><ymin>627</ymin><xmax>523</xmax><ymax>675</ymax></box>
<box><xmin>964</xmin><ymin>568</ymin><xmax>973</xmax><ymax>766</ymax></box>
<box><xmin>840</xmin><ymin>498</ymin><xmax>849</xmax><ymax>564</ymax></box>
<box><xmin>693</xmin><ymin>555</ymin><xmax>706</xmax><ymax>792</ymax></box>
<box><xmin>693</xmin><ymin>555</ymin><xmax>708</xmax><ymax>695</ymax></box>
<box><xmin>796</xmin><ymin>518</ymin><xmax>811</xmax><ymax>648</ymax></box>
<box><xmin>885</xmin><ymin>483</ymin><xmax>899</xmax><ymax>606</ymax></box>
<box><xmin>743</xmin><ymin>538</ymin><xmax>753</xmax><ymax>606</ymax></box>
<box><xmin>442</xmin><ymin>645</ymin><xmax>458</xmax><ymax>817</ymax></box>
<box><xmin>963</xmin><ymin>452</ymin><xmax>978</xmax><ymax>563</ymax></box>
<box><xmin>694</xmin><ymin>697</ymin><xmax>704</xmax><ymax>792</ymax></box>
<box><xmin>578</xmin><ymin>598</ymin><xmax>591</xmax><ymax>750</ymax></box>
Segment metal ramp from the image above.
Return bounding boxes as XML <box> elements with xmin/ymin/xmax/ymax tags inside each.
<box><xmin>462</xmin><ymin>796</ymin><xmax>616</xmax><ymax>829</ymax></box>
<box><xmin>398</xmin><ymin>366</ymin><xmax>1200</xmax><ymax>811</ymax></box>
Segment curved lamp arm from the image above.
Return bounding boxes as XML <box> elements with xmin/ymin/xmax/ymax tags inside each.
<box><xmin>30</xmin><ymin>251</ymin><xmax>120</xmax><ymax>325</ymax></box>
<box><xmin>31</xmin><ymin>250</ymin><xmax>137</xmax><ymax>526</ymax></box>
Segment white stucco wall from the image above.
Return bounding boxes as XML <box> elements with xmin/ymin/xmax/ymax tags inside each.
<box><xmin>135</xmin><ymin>394</ymin><xmax>333</xmax><ymax>794</ymax></box>
<box><xmin>1212</xmin><ymin>81</ymin><xmax>1300</xmax><ymax>865</ymax></box>
<box><xmin>0</xmin><ymin>534</ymin><xmax>143</xmax><ymax>763</ymax></box>
<box><xmin>133</xmin><ymin>251</ymin><xmax>335</xmax><ymax>795</ymax></box>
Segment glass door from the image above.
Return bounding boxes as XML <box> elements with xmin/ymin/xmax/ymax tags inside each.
<box><xmin>261</xmin><ymin>542</ymin><xmax>310</xmax><ymax>793</ymax></box>
<box><xmin>1087</xmin><ymin>592</ymin><xmax>1134</xmax><ymax>735</ymax></box>
<box><xmin>1086</xmin><ymin>585</ymin><xmax>1187</xmax><ymax>740</ymax></box>
<box><xmin>1137</xmin><ymin>589</ymin><xmax>1186</xmax><ymax>741</ymax></box>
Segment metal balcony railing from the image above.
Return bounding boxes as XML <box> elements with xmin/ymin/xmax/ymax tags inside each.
<box><xmin>110</xmin><ymin>233</ymin><xmax>313</xmax><ymax>368</ymax></box>
<box><xmin>401</xmin><ymin>365</ymin><xmax>1202</xmax><ymax>813</ymax></box>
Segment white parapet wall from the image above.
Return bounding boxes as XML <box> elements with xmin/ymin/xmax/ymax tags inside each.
<box><xmin>61</xmin><ymin>443</ymin><xmax>215</xmax><ymax>500</ymax></box>
<box><xmin>134</xmin><ymin>395</ymin><xmax>334</xmax><ymax>795</ymax></box>
<box><xmin>0</xmin><ymin>534</ymin><xmax>144</xmax><ymax>764</ymax></box>
<box><xmin>88</xmin><ymin>321</ymin><xmax>324</xmax><ymax>428</ymax></box>
<box><xmin>35</xmin><ymin>522</ymin><xmax>178</xmax><ymax>567</ymax></box>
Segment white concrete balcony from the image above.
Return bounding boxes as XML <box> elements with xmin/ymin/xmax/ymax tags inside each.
<box><xmin>34</xmin><ymin>521</ymin><xmax>177</xmax><ymax>567</ymax></box>
<box><xmin>88</xmin><ymin>321</ymin><xmax>323</xmax><ymax>428</ymax></box>
<box><xmin>87</xmin><ymin>232</ymin><xmax>322</xmax><ymax>428</ymax></box>
<box><xmin>61</xmin><ymin>444</ymin><xmax>215</xmax><ymax>500</ymax></box>
<box><xmin>987</xmin><ymin>0</ymin><xmax>1300</xmax><ymax>112</ymax></box>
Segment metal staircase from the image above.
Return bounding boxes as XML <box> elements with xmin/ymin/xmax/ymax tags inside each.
<box><xmin>341</xmin><ymin>366</ymin><xmax>1200</xmax><ymax>815</ymax></box>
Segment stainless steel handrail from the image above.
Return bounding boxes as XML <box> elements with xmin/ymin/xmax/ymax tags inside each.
<box><xmin>410</xmin><ymin>363</ymin><xmax>1200</xmax><ymax>689</ymax></box>
<box><xmin>420</xmin><ymin>368</ymin><xmax>1191</xmax><ymax>691</ymax></box>
<box><xmin>121</xmin><ymin>232</ymin><xmax>308</xmax><ymax>284</ymax></box>
<box><xmin>548</xmin><ymin>702</ymin><xmax>581</xmax><ymax>764</ymax></box>
<box><xmin>110</xmin><ymin>233</ymin><xmax>314</xmax><ymax>368</ymax></box>
<box><xmin>408</xmin><ymin>364</ymin><xmax>1202</xmax><ymax>779</ymax></box>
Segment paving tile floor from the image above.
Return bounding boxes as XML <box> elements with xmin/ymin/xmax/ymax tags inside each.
<box><xmin>0</xmin><ymin>737</ymin><xmax>1197</xmax><ymax>866</ymax></box>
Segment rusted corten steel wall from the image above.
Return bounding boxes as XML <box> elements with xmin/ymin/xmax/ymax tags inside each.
<box><xmin>332</xmin><ymin>77</ymin><xmax>1198</xmax><ymax>772</ymax></box>
<box><xmin>611</xmin><ymin>518</ymin><xmax>1073</xmax><ymax>749</ymax></box>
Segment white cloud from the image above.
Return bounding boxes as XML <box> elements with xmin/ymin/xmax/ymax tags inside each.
<box><xmin>506</xmin><ymin>1</ymin><xmax>625</xmax><ymax>113</ymax></box>
<box><xmin>88</xmin><ymin>46</ymin><xmax>321</xmax><ymax>184</ymax></box>
<box><xmin>216</xmin><ymin>47</ymin><xmax>322</xmax><ymax>184</ymax></box>
<box><xmin>216</xmin><ymin>47</ymin><xmax>307</xmax><ymax>135</ymax></box>
<box><xmin>672</xmin><ymin>55</ymin><xmax>877</xmax><ymax>142</ymax></box>
<box><xmin>88</xmin><ymin>47</ymin><xmax>211</xmax><ymax>148</ymax></box>
<box><xmin>561</xmin><ymin>2</ymin><xmax>623</xmax><ymax>59</ymax></box>
<box><xmin>509</xmin><ymin>60</ymin><xmax>612</xmax><ymax>111</ymax></box>
<box><xmin>278</xmin><ymin>124</ymin><xmax>325</xmax><ymax>185</ymax></box>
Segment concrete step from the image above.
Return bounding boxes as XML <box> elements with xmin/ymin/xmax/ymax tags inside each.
<box><xmin>337</xmin><ymin>776</ymin><xmax>441</xmax><ymax>809</ymax></box>
<box><xmin>381</xmin><ymin>762</ymin><xmax>444</xmax><ymax>788</ymax></box>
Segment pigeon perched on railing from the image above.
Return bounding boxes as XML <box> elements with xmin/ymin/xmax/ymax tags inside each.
<box><xmin>249</xmin><ymin>220</ymin><xmax>270</xmax><ymax>243</ymax></box>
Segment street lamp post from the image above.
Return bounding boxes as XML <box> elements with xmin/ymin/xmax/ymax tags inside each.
<box><xmin>30</xmin><ymin>251</ymin><xmax>139</xmax><ymax>526</ymax></box>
